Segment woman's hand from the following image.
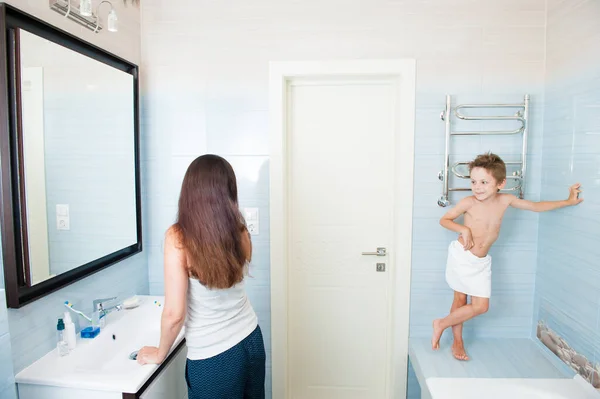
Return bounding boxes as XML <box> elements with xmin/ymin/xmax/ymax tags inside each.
<box><xmin>136</xmin><ymin>346</ymin><xmax>164</xmax><ymax>365</ymax></box>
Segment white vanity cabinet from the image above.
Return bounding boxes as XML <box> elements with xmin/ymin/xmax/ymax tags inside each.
<box><xmin>17</xmin><ymin>341</ymin><xmax>187</xmax><ymax>399</ymax></box>
<box><xmin>137</xmin><ymin>342</ymin><xmax>187</xmax><ymax>399</ymax></box>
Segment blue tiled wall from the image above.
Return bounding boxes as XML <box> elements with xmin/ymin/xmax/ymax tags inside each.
<box><xmin>533</xmin><ymin>0</ymin><xmax>600</xmax><ymax>386</ymax></box>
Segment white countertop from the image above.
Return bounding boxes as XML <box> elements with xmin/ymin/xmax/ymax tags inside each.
<box><xmin>15</xmin><ymin>295</ymin><xmax>185</xmax><ymax>394</ymax></box>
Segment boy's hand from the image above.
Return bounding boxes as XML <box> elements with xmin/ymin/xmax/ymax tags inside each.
<box><xmin>567</xmin><ymin>183</ymin><xmax>583</xmax><ymax>205</ymax></box>
<box><xmin>460</xmin><ymin>228</ymin><xmax>474</xmax><ymax>250</ymax></box>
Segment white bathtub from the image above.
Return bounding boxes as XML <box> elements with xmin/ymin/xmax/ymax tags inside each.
<box><xmin>426</xmin><ymin>375</ymin><xmax>600</xmax><ymax>399</ymax></box>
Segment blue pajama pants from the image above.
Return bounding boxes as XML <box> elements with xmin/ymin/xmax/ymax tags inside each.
<box><xmin>185</xmin><ymin>325</ymin><xmax>266</xmax><ymax>399</ymax></box>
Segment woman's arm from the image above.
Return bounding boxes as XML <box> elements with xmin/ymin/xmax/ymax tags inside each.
<box><xmin>137</xmin><ymin>227</ymin><xmax>188</xmax><ymax>364</ymax></box>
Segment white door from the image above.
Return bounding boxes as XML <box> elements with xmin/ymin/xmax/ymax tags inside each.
<box><xmin>289</xmin><ymin>78</ymin><xmax>396</xmax><ymax>399</ymax></box>
<box><xmin>270</xmin><ymin>60</ymin><xmax>415</xmax><ymax>399</ymax></box>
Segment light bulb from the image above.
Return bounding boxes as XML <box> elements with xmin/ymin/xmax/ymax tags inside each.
<box><xmin>79</xmin><ymin>0</ymin><xmax>92</xmax><ymax>16</ymax></box>
<box><xmin>107</xmin><ymin>9</ymin><xmax>118</xmax><ymax>32</ymax></box>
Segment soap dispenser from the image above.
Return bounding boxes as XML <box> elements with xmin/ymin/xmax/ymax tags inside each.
<box><xmin>56</xmin><ymin>318</ymin><xmax>69</xmax><ymax>356</ymax></box>
<box><xmin>63</xmin><ymin>312</ymin><xmax>77</xmax><ymax>350</ymax></box>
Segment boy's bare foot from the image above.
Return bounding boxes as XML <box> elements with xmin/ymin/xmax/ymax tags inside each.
<box><xmin>452</xmin><ymin>341</ymin><xmax>469</xmax><ymax>361</ymax></box>
<box><xmin>432</xmin><ymin>319</ymin><xmax>443</xmax><ymax>350</ymax></box>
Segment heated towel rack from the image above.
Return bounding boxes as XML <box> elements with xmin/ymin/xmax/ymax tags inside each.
<box><xmin>437</xmin><ymin>94</ymin><xmax>530</xmax><ymax>207</ymax></box>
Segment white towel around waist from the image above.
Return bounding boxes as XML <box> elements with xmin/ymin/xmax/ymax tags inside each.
<box><xmin>445</xmin><ymin>240</ymin><xmax>492</xmax><ymax>298</ymax></box>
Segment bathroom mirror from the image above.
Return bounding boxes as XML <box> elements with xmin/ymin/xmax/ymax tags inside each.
<box><xmin>0</xmin><ymin>5</ymin><xmax>141</xmax><ymax>308</ymax></box>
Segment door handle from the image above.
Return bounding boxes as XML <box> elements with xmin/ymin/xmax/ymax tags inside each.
<box><xmin>361</xmin><ymin>247</ymin><xmax>386</xmax><ymax>256</ymax></box>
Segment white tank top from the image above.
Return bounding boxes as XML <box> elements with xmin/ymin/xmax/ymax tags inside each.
<box><xmin>185</xmin><ymin>277</ymin><xmax>258</xmax><ymax>360</ymax></box>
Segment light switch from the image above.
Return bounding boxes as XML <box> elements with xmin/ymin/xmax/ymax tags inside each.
<box><xmin>56</xmin><ymin>204</ymin><xmax>69</xmax><ymax>217</ymax></box>
<box><xmin>244</xmin><ymin>208</ymin><xmax>259</xmax><ymax>221</ymax></box>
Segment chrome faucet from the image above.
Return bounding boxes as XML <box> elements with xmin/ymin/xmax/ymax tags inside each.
<box><xmin>93</xmin><ymin>297</ymin><xmax>122</xmax><ymax>320</ymax></box>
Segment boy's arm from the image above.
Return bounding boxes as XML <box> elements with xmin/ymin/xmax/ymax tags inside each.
<box><xmin>508</xmin><ymin>183</ymin><xmax>583</xmax><ymax>212</ymax></box>
<box><xmin>439</xmin><ymin>197</ymin><xmax>473</xmax><ymax>234</ymax></box>
<box><xmin>440</xmin><ymin>197</ymin><xmax>474</xmax><ymax>249</ymax></box>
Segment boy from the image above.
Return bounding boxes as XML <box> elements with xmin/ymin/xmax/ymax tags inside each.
<box><xmin>431</xmin><ymin>153</ymin><xmax>583</xmax><ymax>361</ymax></box>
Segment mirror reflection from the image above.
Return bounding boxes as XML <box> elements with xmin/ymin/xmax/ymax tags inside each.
<box><xmin>18</xmin><ymin>29</ymin><xmax>137</xmax><ymax>286</ymax></box>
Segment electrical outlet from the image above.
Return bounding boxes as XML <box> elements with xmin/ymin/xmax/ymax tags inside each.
<box><xmin>247</xmin><ymin>221</ymin><xmax>259</xmax><ymax>236</ymax></box>
<box><xmin>56</xmin><ymin>204</ymin><xmax>70</xmax><ymax>230</ymax></box>
<box><xmin>244</xmin><ymin>208</ymin><xmax>259</xmax><ymax>235</ymax></box>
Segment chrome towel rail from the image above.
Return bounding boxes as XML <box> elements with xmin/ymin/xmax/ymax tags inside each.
<box><xmin>438</xmin><ymin>94</ymin><xmax>530</xmax><ymax>207</ymax></box>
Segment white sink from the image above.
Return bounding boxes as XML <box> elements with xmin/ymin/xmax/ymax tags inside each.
<box><xmin>426</xmin><ymin>376</ymin><xmax>600</xmax><ymax>399</ymax></box>
<box><xmin>15</xmin><ymin>295</ymin><xmax>186</xmax><ymax>395</ymax></box>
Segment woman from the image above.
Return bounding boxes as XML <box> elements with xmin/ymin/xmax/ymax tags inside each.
<box><xmin>137</xmin><ymin>154</ymin><xmax>266</xmax><ymax>399</ymax></box>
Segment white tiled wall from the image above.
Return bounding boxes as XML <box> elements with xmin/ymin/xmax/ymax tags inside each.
<box><xmin>140</xmin><ymin>1</ymin><xmax>547</xmax><ymax>397</ymax></box>
<box><xmin>0</xmin><ymin>0</ymin><xmax>145</xmax><ymax>395</ymax></box>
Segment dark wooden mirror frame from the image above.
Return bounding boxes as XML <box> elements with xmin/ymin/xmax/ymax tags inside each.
<box><xmin>0</xmin><ymin>4</ymin><xmax>142</xmax><ymax>308</ymax></box>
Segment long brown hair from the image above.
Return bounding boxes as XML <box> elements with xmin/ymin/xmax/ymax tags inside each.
<box><xmin>173</xmin><ymin>154</ymin><xmax>247</xmax><ymax>289</ymax></box>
